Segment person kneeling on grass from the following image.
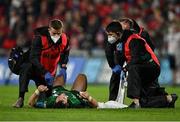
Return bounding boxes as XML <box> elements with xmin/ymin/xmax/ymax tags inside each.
<box><xmin>105</xmin><ymin>21</ymin><xmax>178</xmax><ymax>108</ymax></box>
<box><xmin>28</xmin><ymin>74</ymin><xmax>128</xmax><ymax>109</ymax></box>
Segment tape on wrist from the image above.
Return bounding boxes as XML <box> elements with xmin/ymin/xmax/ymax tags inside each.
<box><xmin>88</xmin><ymin>96</ymin><xmax>92</xmax><ymax>101</ymax></box>
<box><xmin>35</xmin><ymin>89</ymin><xmax>40</xmax><ymax>95</ymax></box>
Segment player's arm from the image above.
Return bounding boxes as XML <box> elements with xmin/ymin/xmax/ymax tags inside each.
<box><xmin>88</xmin><ymin>96</ymin><xmax>98</xmax><ymax>108</ymax></box>
<box><xmin>80</xmin><ymin>91</ymin><xmax>98</xmax><ymax>108</ymax></box>
<box><xmin>28</xmin><ymin>89</ymin><xmax>40</xmax><ymax>107</ymax></box>
<box><xmin>28</xmin><ymin>85</ymin><xmax>48</xmax><ymax>107</ymax></box>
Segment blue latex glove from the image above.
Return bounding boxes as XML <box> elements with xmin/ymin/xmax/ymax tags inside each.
<box><xmin>44</xmin><ymin>72</ymin><xmax>54</xmax><ymax>86</ymax></box>
<box><xmin>112</xmin><ymin>65</ymin><xmax>122</xmax><ymax>74</ymax></box>
<box><xmin>57</xmin><ymin>68</ymin><xmax>67</xmax><ymax>82</ymax></box>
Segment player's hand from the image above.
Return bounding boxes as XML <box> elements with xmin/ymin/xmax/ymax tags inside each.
<box><xmin>38</xmin><ymin>85</ymin><xmax>49</xmax><ymax>92</ymax></box>
<box><xmin>112</xmin><ymin>65</ymin><xmax>122</xmax><ymax>74</ymax></box>
<box><xmin>80</xmin><ymin>91</ymin><xmax>89</xmax><ymax>99</ymax></box>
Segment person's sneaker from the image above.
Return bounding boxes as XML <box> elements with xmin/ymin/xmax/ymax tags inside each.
<box><xmin>12</xmin><ymin>97</ymin><xmax>24</xmax><ymax>108</ymax></box>
<box><xmin>128</xmin><ymin>102</ymin><xmax>141</xmax><ymax>108</ymax></box>
<box><xmin>168</xmin><ymin>94</ymin><xmax>178</xmax><ymax>108</ymax></box>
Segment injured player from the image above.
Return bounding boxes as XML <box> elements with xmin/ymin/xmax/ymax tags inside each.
<box><xmin>28</xmin><ymin>74</ymin><xmax>128</xmax><ymax>109</ymax></box>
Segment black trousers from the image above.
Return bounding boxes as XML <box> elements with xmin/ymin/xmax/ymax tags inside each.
<box><xmin>127</xmin><ymin>62</ymin><xmax>160</xmax><ymax>99</ymax></box>
<box><xmin>19</xmin><ymin>62</ymin><xmax>51</xmax><ymax>98</ymax></box>
<box><xmin>127</xmin><ymin>62</ymin><xmax>170</xmax><ymax>107</ymax></box>
<box><xmin>109</xmin><ymin>72</ymin><xmax>120</xmax><ymax>100</ymax></box>
<box><xmin>109</xmin><ymin>61</ymin><xmax>169</xmax><ymax>107</ymax></box>
<box><xmin>140</xmin><ymin>87</ymin><xmax>169</xmax><ymax>108</ymax></box>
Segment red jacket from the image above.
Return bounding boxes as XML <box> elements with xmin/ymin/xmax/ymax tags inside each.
<box><xmin>40</xmin><ymin>33</ymin><xmax>68</xmax><ymax>76</ymax></box>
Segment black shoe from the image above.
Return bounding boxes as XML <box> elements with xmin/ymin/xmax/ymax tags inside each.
<box><xmin>128</xmin><ymin>102</ymin><xmax>141</xmax><ymax>108</ymax></box>
<box><xmin>168</xmin><ymin>94</ymin><xmax>178</xmax><ymax>108</ymax></box>
<box><xmin>13</xmin><ymin>97</ymin><xmax>24</xmax><ymax>108</ymax></box>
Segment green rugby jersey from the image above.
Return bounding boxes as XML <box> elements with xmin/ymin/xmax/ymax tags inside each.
<box><xmin>35</xmin><ymin>86</ymin><xmax>92</xmax><ymax>108</ymax></box>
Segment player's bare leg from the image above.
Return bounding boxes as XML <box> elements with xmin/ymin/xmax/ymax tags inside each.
<box><xmin>71</xmin><ymin>74</ymin><xmax>87</xmax><ymax>92</ymax></box>
<box><xmin>53</xmin><ymin>75</ymin><xmax>65</xmax><ymax>87</ymax></box>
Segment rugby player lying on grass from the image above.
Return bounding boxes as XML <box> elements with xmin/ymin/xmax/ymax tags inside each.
<box><xmin>28</xmin><ymin>74</ymin><xmax>128</xmax><ymax>109</ymax></box>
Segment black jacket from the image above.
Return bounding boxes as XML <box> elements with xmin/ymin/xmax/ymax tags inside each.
<box><xmin>132</xmin><ymin>19</ymin><xmax>155</xmax><ymax>51</ymax></box>
<box><xmin>105</xmin><ymin>30</ymin><xmax>152</xmax><ymax>68</ymax></box>
<box><xmin>29</xmin><ymin>26</ymin><xmax>70</xmax><ymax>74</ymax></box>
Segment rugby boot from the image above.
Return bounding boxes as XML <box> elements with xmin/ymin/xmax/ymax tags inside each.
<box><xmin>168</xmin><ymin>94</ymin><xmax>178</xmax><ymax>108</ymax></box>
<box><xmin>13</xmin><ymin>97</ymin><xmax>24</xmax><ymax>108</ymax></box>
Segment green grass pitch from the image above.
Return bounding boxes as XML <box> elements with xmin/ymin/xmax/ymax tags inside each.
<box><xmin>0</xmin><ymin>85</ymin><xmax>180</xmax><ymax>121</ymax></box>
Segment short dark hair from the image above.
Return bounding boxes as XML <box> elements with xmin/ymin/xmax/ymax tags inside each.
<box><xmin>106</xmin><ymin>21</ymin><xmax>123</xmax><ymax>34</ymax></box>
<box><xmin>49</xmin><ymin>19</ymin><xmax>63</xmax><ymax>30</ymax></box>
<box><xmin>54</xmin><ymin>101</ymin><xmax>67</xmax><ymax>108</ymax></box>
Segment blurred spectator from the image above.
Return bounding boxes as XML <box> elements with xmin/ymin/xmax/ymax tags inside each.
<box><xmin>0</xmin><ymin>0</ymin><xmax>179</xmax><ymax>71</ymax></box>
<box><xmin>0</xmin><ymin>16</ymin><xmax>9</xmax><ymax>47</ymax></box>
<box><xmin>164</xmin><ymin>22</ymin><xmax>180</xmax><ymax>85</ymax></box>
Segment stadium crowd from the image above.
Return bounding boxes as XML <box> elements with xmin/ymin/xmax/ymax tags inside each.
<box><xmin>0</xmin><ymin>0</ymin><xmax>180</xmax><ymax>84</ymax></box>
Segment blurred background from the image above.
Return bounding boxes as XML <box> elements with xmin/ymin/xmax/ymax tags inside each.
<box><xmin>0</xmin><ymin>0</ymin><xmax>179</xmax><ymax>86</ymax></box>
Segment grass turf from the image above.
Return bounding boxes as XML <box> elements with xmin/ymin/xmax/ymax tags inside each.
<box><xmin>0</xmin><ymin>85</ymin><xmax>180</xmax><ymax>121</ymax></box>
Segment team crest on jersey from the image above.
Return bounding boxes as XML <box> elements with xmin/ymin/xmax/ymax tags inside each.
<box><xmin>116</xmin><ymin>42</ymin><xmax>123</xmax><ymax>51</ymax></box>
